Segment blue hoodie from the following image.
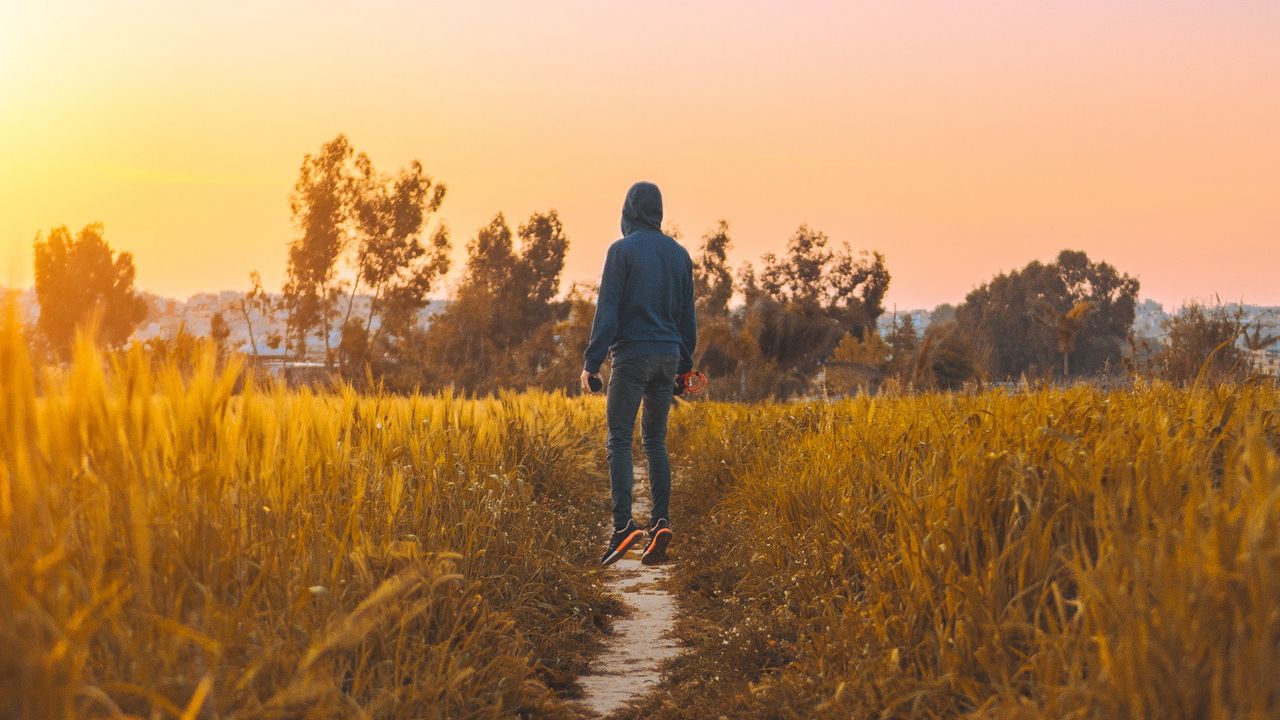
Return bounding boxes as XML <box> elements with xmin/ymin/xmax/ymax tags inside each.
<box><xmin>583</xmin><ymin>182</ymin><xmax>696</xmax><ymax>374</ymax></box>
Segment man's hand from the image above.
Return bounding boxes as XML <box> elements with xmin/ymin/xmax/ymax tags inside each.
<box><xmin>580</xmin><ymin>370</ymin><xmax>603</xmax><ymax>393</ymax></box>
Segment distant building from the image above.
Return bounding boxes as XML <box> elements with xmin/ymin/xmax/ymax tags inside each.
<box><xmin>1132</xmin><ymin>299</ymin><xmax>1169</xmax><ymax>340</ymax></box>
<box><xmin>876</xmin><ymin>308</ymin><xmax>933</xmax><ymax>337</ymax></box>
<box><xmin>1250</xmin><ymin>348</ymin><xmax>1280</xmax><ymax>377</ymax></box>
<box><xmin>124</xmin><ymin>291</ymin><xmax>450</xmax><ymax>359</ymax></box>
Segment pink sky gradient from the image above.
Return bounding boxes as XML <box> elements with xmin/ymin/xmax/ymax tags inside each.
<box><xmin>2</xmin><ymin>1</ymin><xmax>1277</xmax><ymax>309</ymax></box>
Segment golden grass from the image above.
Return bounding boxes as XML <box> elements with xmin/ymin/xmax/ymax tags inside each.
<box><xmin>0</xmin><ymin>303</ymin><xmax>614</xmax><ymax>719</ymax></box>
<box><xmin>628</xmin><ymin>381</ymin><xmax>1280</xmax><ymax>719</ymax></box>
<box><xmin>8</xmin><ymin>293</ymin><xmax>1279</xmax><ymax>719</ymax></box>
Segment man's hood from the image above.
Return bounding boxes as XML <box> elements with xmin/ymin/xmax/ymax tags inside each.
<box><xmin>621</xmin><ymin>181</ymin><xmax>663</xmax><ymax>237</ymax></box>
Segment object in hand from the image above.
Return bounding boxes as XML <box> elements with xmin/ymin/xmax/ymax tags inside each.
<box><xmin>588</xmin><ymin>375</ymin><xmax>603</xmax><ymax>393</ymax></box>
<box><xmin>674</xmin><ymin>370</ymin><xmax>708</xmax><ymax>397</ymax></box>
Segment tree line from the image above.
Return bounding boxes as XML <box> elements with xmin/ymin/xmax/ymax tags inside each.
<box><xmin>24</xmin><ymin>135</ymin><xmax>1277</xmax><ymax>395</ymax></box>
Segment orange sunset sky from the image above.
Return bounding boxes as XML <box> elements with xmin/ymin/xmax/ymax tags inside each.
<box><xmin>1</xmin><ymin>1</ymin><xmax>1277</xmax><ymax>309</ymax></box>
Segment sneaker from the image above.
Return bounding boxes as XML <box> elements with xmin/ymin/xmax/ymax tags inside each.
<box><xmin>641</xmin><ymin>518</ymin><xmax>672</xmax><ymax>565</ymax></box>
<box><xmin>600</xmin><ymin>520</ymin><xmax>644</xmax><ymax>566</ymax></box>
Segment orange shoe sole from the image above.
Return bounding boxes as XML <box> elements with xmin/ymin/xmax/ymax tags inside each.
<box><xmin>601</xmin><ymin>529</ymin><xmax>644</xmax><ymax>566</ymax></box>
<box><xmin>641</xmin><ymin>528</ymin><xmax>673</xmax><ymax>565</ymax></box>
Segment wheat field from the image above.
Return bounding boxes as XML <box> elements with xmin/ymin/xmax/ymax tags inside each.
<box><xmin>4</xmin><ymin>298</ymin><xmax>1279</xmax><ymax>719</ymax></box>
<box><xmin>632</xmin><ymin>380</ymin><xmax>1280</xmax><ymax>718</ymax></box>
<box><xmin>0</xmin><ymin>305</ymin><xmax>614</xmax><ymax>719</ymax></box>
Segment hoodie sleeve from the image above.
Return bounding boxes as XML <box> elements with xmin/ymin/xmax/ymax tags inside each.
<box><xmin>583</xmin><ymin>244</ymin><xmax>626</xmax><ymax>373</ymax></box>
<box><xmin>677</xmin><ymin>254</ymin><xmax>697</xmax><ymax>374</ymax></box>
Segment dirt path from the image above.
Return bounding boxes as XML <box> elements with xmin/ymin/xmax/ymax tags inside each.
<box><xmin>577</xmin><ymin>467</ymin><xmax>680</xmax><ymax>718</ymax></box>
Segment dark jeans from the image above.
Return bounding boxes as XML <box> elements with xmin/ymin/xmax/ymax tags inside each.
<box><xmin>606</xmin><ymin>354</ymin><xmax>678</xmax><ymax>530</ymax></box>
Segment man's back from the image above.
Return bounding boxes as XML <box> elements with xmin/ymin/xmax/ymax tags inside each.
<box><xmin>584</xmin><ymin>182</ymin><xmax>696</xmax><ymax>375</ymax></box>
<box><xmin>605</xmin><ymin>230</ymin><xmax>693</xmax><ymax>363</ymax></box>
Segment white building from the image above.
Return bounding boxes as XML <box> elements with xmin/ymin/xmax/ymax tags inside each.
<box><xmin>1250</xmin><ymin>348</ymin><xmax>1280</xmax><ymax>376</ymax></box>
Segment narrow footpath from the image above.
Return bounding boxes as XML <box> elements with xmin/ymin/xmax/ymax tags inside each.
<box><xmin>577</xmin><ymin>466</ymin><xmax>681</xmax><ymax>718</ymax></box>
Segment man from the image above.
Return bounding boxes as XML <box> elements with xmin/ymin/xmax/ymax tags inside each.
<box><xmin>581</xmin><ymin>181</ymin><xmax>696</xmax><ymax>567</ymax></box>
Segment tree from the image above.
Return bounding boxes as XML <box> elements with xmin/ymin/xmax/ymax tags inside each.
<box><xmin>736</xmin><ymin>225</ymin><xmax>891</xmax><ymax>395</ymax></box>
<box><xmin>694</xmin><ymin>221</ymin><xmax>734</xmax><ymax>318</ymax></box>
<box><xmin>918</xmin><ymin>322</ymin><xmax>984</xmax><ymax>391</ymax></box>
<box><xmin>32</xmin><ymin>223</ymin><xmax>147</xmax><ymax>359</ymax></box>
<box><xmin>956</xmin><ymin>250</ymin><xmax>1138</xmax><ymax>379</ymax></box>
<box><xmin>738</xmin><ymin>261</ymin><xmax>762</xmax><ymax>304</ymax></box>
<box><xmin>885</xmin><ymin>313</ymin><xmax>919</xmax><ymax>383</ymax></box>
<box><xmin>208</xmin><ymin>311</ymin><xmax>232</xmax><ymax>359</ymax></box>
<box><xmin>744</xmin><ymin>294</ymin><xmax>840</xmax><ymax>376</ymax></box>
<box><xmin>451</xmin><ymin>211</ymin><xmax>568</xmax><ymax>348</ymax></box>
<box><xmin>283</xmin><ymin>135</ymin><xmax>356</xmax><ymax>360</ymax></box>
<box><xmin>827</xmin><ymin>248</ymin><xmax>890</xmax><ymax>334</ymax></box>
<box><xmin>1034</xmin><ymin>300</ymin><xmax>1093</xmax><ymax>379</ymax></box>
<box><xmin>511</xmin><ymin>211</ymin><xmax>570</xmax><ymax>331</ymax></box>
<box><xmin>339</xmin><ymin>154</ymin><xmax>450</xmax><ymax>375</ymax></box>
<box><xmin>233</xmin><ymin>271</ymin><xmax>282</xmax><ymax>361</ymax></box>
<box><xmin>931</xmin><ymin>303</ymin><xmax>957</xmax><ymax>325</ymax></box>
<box><xmin>1055</xmin><ymin>250</ymin><xmax>1138</xmax><ymax>376</ymax></box>
<box><xmin>141</xmin><ymin>324</ymin><xmax>206</xmax><ymax>375</ymax></box>
<box><xmin>824</xmin><ymin>331</ymin><xmax>890</xmax><ymax>395</ymax></box>
<box><xmin>688</xmin><ymin>221</ymin><xmax>748</xmax><ymax>394</ymax></box>
<box><xmin>956</xmin><ymin>261</ymin><xmax>1060</xmax><ymax>378</ymax></box>
<box><xmin>421</xmin><ymin>211</ymin><xmax>569</xmax><ymax>392</ymax></box>
<box><xmin>757</xmin><ymin>225</ymin><xmax>888</xmax><ymax>336</ymax></box>
<box><xmin>759</xmin><ymin>225</ymin><xmax>834</xmax><ymax>311</ymax></box>
<box><xmin>281</xmin><ymin>134</ymin><xmax>453</xmax><ymax>381</ymax></box>
<box><xmin>528</xmin><ymin>283</ymin><xmax>599</xmax><ymax>392</ymax></box>
<box><xmin>481</xmin><ymin>211</ymin><xmax>570</xmax><ymax>388</ymax></box>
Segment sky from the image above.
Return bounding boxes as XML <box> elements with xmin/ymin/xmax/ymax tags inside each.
<box><xmin>1</xmin><ymin>0</ymin><xmax>1277</xmax><ymax>309</ymax></box>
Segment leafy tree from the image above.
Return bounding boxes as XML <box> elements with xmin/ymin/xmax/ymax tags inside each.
<box><xmin>694</xmin><ymin>221</ymin><xmax>734</xmax><ymax>318</ymax></box>
<box><xmin>757</xmin><ymin>224</ymin><xmax>888</xmax><ymax>334</ymax></box>
<box><xmin>956</xmin><ymin>250</ymin><xmax>1138</xmax><ymax>379</ymax></box>
<box><xmin>759</xmin><ymin>225</ymin><xmax>833</xmax><ymax>311</ymax></box>
<box><xmin>209</xmin><ymin>311</ymin><xmax>231</xmax><ymax>359</ymax></box>
<box><xmin>511</xmin><ymin>211</ymin><xmax>570</xmax><ymax>331</ymax></box>
<box><xmin>141</xmin><ymin>325</ymin><xmax>207</xmax><ymax>375</ymax></box>
<box><xmin>1055</xmin><ymin>250</ymin><xmax>1138</xmax><ymax>376</ymax></box>
<box><xmin>466</xmin><ymin>212</ymin><xmax>570</xmax><ymax>390</ymax></box>
<box><xmin>526</xmin><ymin>283</ymin><xmax>599</xmax><ymax>392</ymax></box>
<box><xmin>824</xmin><ymin>331</ymin><xmax>890</xmax><ymax>395</ymax></box>
<box><xmin>694</xmin><ymin>315</ymin><xmax>757</xmax><ymax>397</ymax></box>
<box><xmin>885</xmin><ymin>313</ymin><xmax>920</xmax><ymax>383</ymax></box>
<box><xmin>281</xmin><ymin>134</ymin><xmax>452</xmax><ymax>381</ymax></box>
<box><xmin>737</xmin><ymin>225</ymin><xmax>890</xmax><ymax>393</ymax></box>
<box><xmin>931</xmin><ymin>303</ymin><xmax>957</xmax><ymax>325</ymax></box>
<box><xmin>956</xmin><ymin>261</ymin><xmax>1059</xmax><ymax>378</ymax></box>
<box><xmin>339</xmin><ymin>155</ymin><xmax>450</xmax><ymax>375</ymax></box>
<box><xmin>917</xmin><ymin>322</ymin><xmax>984</xmax><ymax>391</ymax></box>
<box><xmin>831</xmin><ymin>331</ymin><xmax>889</xmax><ymax>366</ymax></box>
<box><xmin>283</xmin><ymin>135</ymin><xmax>356</xmax><ymax>359</ymax></box>
<box><xmin>827</xmin><ymin>248</ymin><xmax>890</xmax><ymax>334</ymax></box>
<box><xmin>453</xmin><ymin>211</ymin><xmax>568</xmax><ymax>350</ymax></box>
<box><xmin>1034</xmin><ymin>300</ymin><xmax>1093</xmax><ymax>378</ymax></box>
<box><xmin>745</xmin><ymin>295</ymin><xmax>841</xmax><ymax>375</ymax></box>
<box><xmin>421</xmin><ymin>211</ymin><xmax>569</xmax><ymax>392</ymax></box>
<box><xmin>737</xmin><ymin>261</ymin><xmax>762</xmax><ymax>303</ymax></box>
<box><xmin>689</xmin><ymin>221</ymin><xmax>750</xmax><ymax>394</ymax></box>
<box><xmin>32</xmin><ymin>223</ymin><xmax>147</xmax><ymax>359</ymax></box>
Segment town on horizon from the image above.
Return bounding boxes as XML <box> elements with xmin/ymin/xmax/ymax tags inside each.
<box><xmin>5</xmin><ymin>283</ymin><xmax>1277</xmax><ymax>373</ymax></box>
